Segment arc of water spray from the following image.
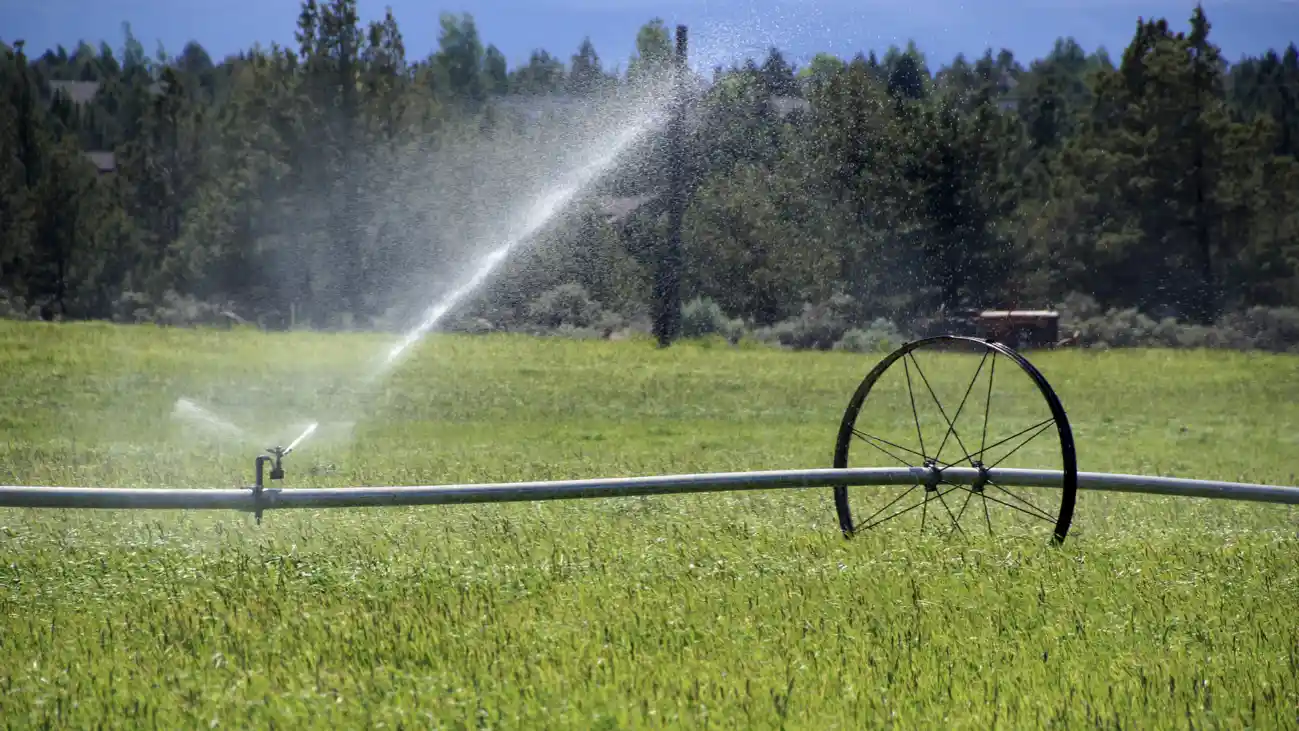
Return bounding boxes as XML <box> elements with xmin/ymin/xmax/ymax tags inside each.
<box><xmin>172</xmin><ymin>398</ymin><xmax>252</xmax><ymax>442</ymax></box>
<box><xmin>172</xmin><ymin>397</ymin><xmax>325</xmax><ymax>457</ymax></box>
<box><xmin>283</xmin><ymin>422</ymin><xmax>318</xmax><ymax>455</ymax></box>
<box><xmin>381</xmin><ymin>247</ymin><xmax>511</xmax><ymax>369</ymax></box>
<box><xmin>376</xmin><ymin>111</ymin><xmax>667</xmax><ymax>377</ymax></box>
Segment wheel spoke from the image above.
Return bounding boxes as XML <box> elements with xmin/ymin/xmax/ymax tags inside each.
<box><xmin>981</xmin><ymin>356</ymin><xmax>996</xmax><ymax>457</ymax></box>
<box><xmin>902</xmin><ymin>356</ymin><xmax>926</xmax><ymax>458</ymax></box>
<box><xmin>950</xmin><ymin>489</ymin><xmax>976</xmax><ymax>538</ymax></box>
<box><xmin>906</xmin><ymin>352</ymin><xmax>975</xmax><ymax>466</ymax></box>
<box><xmin>933</xmin><ymin>351</ymin><xmax>989</xmax><ymax>468</ymax></box>
<box><xmin>860</xmin><ymin>484</ymin><xmax>961</xmax><ymax>532</ymax></box>
<box><xmin>987</xmin><ymin>481</ymin><xmax>1056</xmax><ymax>522</ymax></box>
<box><xmin>967</xmin><ymin>417</ymin><xmax>1055</xmax><ymax>465</ymax></box>
<box><xmin>934</xmin><ymin>487</ymin><xmax>966</xmax><ymax>538</ymax></box>
<box><xmin>944</xmin><ymin>482</ymin><xmax>1056</xmax><ymax>524</ymax></box>
<box><xmin>851</xmin><ymin>429</ymin><xmax>924</xmax><ymax>468</ymax></box>
<box><xmin>857</xmin><ymin>483</ymin><xmax>921</xmax><ymax>527</ymax></box>
<box><xmin>987</xmin><ymin>420</ymin><xmax>1055</xmax><ymax>469</ymax></box>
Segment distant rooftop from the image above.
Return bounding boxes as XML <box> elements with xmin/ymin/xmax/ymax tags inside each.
<box><xmin>48</xmin><ymin>80</ymin><xmax>101</xmax><ymax>105</ymax></box>
<box><xmin>594</xmin><ymin>193</ymin><xmax>660</xmax><ymax>223</ymax></box>
<box><xmin>978</xmin><ymin>310</ymin><xmax>1060</xmax><ymax>319</ymax></box>
<box><xmin>84</xmin><ymin>151</ymin><xmax>115</xmax><ymax>173</ymax></box>
<box><xmin>491</xmin><ymin>74</ymin><xmax>714</xmax><ymax>120</ymax></box>
<box><xmin>767</xmin><ymin>95</ymin><xmax>811</xmax><ymax>118</ymax></box>
<box><xmin>48</xmin><ymin>79</ymin><xmax>164</xmax><ymax>105</ymax></box>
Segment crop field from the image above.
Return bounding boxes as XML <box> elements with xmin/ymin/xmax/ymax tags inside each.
<box><xmin>1</xmin><ymin>319</ymin><xmax>1297</xmax><ymax>729</ymax></box>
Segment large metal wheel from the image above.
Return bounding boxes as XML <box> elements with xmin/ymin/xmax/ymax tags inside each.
<box><xmin>833</xmin><ymin>335</ymin><xmax>1078</xmax><ymax>544</ymax></box>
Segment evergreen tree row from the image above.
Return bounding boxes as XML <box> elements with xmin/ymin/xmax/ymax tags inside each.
<box><xmin>2</xmin><ymin>3</ymin><xmax>1297</xmax><ymax>344</ymax></box>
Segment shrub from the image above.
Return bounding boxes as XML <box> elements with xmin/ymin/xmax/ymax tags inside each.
<box><xmin>526</xmin><ymin>283</ymin><xmax>602</xmax><ymax>329</ymax></box>
<box><xmin>109</xmin><ymin>290</ymin><xmax>233</xmax><ymax>328</ymax></box>
<box><xmin>1217</xmin><ymin>306</ymin><xmax>1299</xmax><ymax>352</ymax></box>
<box><xmin>551</xmin><ymin>324</ymin><xmax>606</xmax><ymax>340</ymax></box>
<box><xmin>0</xmin><ymin>290</ymin><xmax>34</xmax><ymax>321</ymax></box>
<box><xmin>756</xmin><ymin>295</ymin><xmax>857</xmax><ymax>350</ymax></box>
<box><xmin>1075</xmin><ymin>308</ymin><xmax>1158</xmax><ymax>348</ymax></box>
<box><xmin>680</xmin><ymin>297</ymin><xmax>745</xmax><ymax>342</ymax></box>
<box><xmin>834</xmin><ymin>318</ymin><xmax>904</xmax><ymax>353</ymax></box>
<box><xmin>1058</xmin><ymin>291</ymin><xmax>1102</xmax><ymax>325</ymax></box>
<box><xmin>447</xmin><ymin>317</ymin><xmax>495</xmax><ymax>335</ymax></box>
<box><xmin>1068</xmin><ymin>304</ymin><xmax>1299</xmax><ymax>353</ymax></box>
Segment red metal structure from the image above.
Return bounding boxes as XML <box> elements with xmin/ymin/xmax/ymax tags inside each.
<box><xmin>974</xmin><ymin>309</ymin><xmax>1061</xmax><ymax>349</ymax></box>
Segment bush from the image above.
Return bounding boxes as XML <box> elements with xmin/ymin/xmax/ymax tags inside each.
<box><xmin>1075</xmin><ymin>308</ymin><xmax>1158</xmax><ymax>348</ymax></box>
<box><xmin>0</xmin><ymin>290</ymin><xmax>35</xmax><ymax>321</ymax></box>
<box><xmin>551</xmin><ymin>324</ymin><xmax>606</xmax><ymax>340</ymax></box>
<box><xmin>593</xmin><ymin>309</ymin><xmax>629</xmax><ymax>335</ymax></box>
<box><xmin>1172</xmin><ymin>324</ymin><xmax>1230</xmax><ymax>350</ymax></box>
<box><xmin>526</xmin><ymin>283</ymin><xmax>602</xmax><ymax>329</ymax></box>
<box><xmin>1068</xmin><ymin>304</ymin><xmax>1299</xmax><ymax>353</ymax></box>
<box><xmin>1058</xmin><ymin>291</ymin><xmax>1102</xmax><ymax>325</ymax></box>
<box><xmin>109</xmin><ymin>290</ymin><xmax>234</xmax><ymax>328</ymax></box>
<box><xmin>1217</xmin><ymin>306</ymin><xmax>1299</xmax><ymax>352</ymax></box>
<box><xmin>755</xmin><ymin>295</ymin><xmax>858</xmax><ymax>350</ymax></box>
<box><xmin>834</xmin><ymin>318</ymin><xmax>904</xmax><ymax>353</ymax></box>
<box><xmin>680</xmin><ymin>297</ymin><xmax>745</xmax><ymax>342</ymax></box>
<box><xmin>447</xmin><ymin>317</ymin><xmax>495</xmax><ymax>335</ymax></box>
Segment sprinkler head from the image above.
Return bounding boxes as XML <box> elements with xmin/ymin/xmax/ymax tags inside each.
<box><xmin>265</xmin><ymin>446</ymin><xmax>288</xmax><ymax>481</ymax></box>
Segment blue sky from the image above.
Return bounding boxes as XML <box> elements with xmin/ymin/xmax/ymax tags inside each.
<box><xmin>4</xmin><ymin>0</ymin><xmax>1296</xmax><ymax>74</ymax></box>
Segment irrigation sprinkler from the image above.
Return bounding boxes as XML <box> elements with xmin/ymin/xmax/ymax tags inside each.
<box><xmin>0</xmin><ymin>335</ymin><xmax>1296</xmax><ymax>545</ymax></box>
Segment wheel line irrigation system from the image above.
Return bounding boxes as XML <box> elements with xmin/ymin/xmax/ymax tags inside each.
<box><xmin>1</xmin><ymin>335</ymin><xmax>1295</xmax><ymax>546</ymax></box>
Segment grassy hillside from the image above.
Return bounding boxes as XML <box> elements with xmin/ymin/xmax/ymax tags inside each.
<box><xmin>1</xmin><ymin>320</ymin><xmax>1297</xmax><ymax>728</ymax></box>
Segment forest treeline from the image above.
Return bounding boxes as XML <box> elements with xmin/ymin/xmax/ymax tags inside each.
<box><xmin>2</xmin><ymin>3</ymin><xmax>1298</xmax><ymax>350</ymax></box>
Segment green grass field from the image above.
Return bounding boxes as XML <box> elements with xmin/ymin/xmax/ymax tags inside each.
<box><xmin>1</xmin><ymin>320</ymin><xmax>1297</xmax><ymax>729</ymax></box>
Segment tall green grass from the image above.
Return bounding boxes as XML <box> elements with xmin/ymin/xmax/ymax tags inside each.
<box><xmin>1</xmin><ymin>320</ymin><xmax>1296</xmax><ymax>728</ymax></box>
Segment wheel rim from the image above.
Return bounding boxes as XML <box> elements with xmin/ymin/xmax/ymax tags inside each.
<box><xmin>832</xmin><ymin>336</ymin><xmax>1078</xmax><ymax>544</ymax></box>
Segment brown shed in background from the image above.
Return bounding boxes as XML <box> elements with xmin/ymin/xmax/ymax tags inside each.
<box><xmin>975</xmin><ymin>310</ymin><xmax>1060</xmax><ymax>349</ymax></box>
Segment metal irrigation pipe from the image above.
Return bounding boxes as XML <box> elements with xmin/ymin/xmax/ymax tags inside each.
<box><xmin>1</xmin><ymin>467</ymin><xmax>1297</xmax><ymax>515</ymax></box>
